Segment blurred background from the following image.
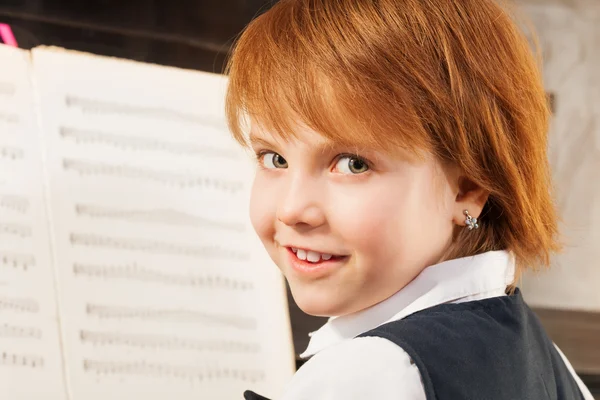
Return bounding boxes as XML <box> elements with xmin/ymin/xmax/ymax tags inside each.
<box><xmin>0</xmin><ymin>0</ymin><xmax>272</xmax><ymax>71</ymax></box>
<box><xmin>1</xmin><ymin>0</ymin><xmax>598</xmax><ymax>397</ymax></box>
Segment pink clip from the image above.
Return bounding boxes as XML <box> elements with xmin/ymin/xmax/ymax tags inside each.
<box><xmin>0</xmin><ymin>23</ymin><xmax>18</xmax><ymax>47</ymax></box>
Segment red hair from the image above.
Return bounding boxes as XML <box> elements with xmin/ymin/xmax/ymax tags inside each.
<box><xmin>225</xmin><ymin>0</ymin><xmax>560</xmax><ymax>276</ymax></box>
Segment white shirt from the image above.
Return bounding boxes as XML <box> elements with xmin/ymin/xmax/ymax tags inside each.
<box><xmin>280</xmin><ymin>251</ymin><xmax>594</xmax><ymax>400</ymax></box>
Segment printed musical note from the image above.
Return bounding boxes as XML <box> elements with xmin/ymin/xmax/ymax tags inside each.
<box><xmin>85</xmin><ymin>303</ymin><xmax>256</xmax><ymax>330</ymax></box>
<box><xmin>0</xmin><ymin>45</ymin><xmax>80</xmax><ymax>400</ymax></box>
<box><xmin>0</xmin><ymin>295</ymin><xmax>39</xmax><ymax>313</ymax></box>
<box><xmin>0</xmin><ymin>351</ymin><xmax>44</xmax><ymax>368</ymax></box>
<box><xmin>0</xmin><ymin>146</ymin><xmax>24</xmax><ymax>161</ymax></box>
<box><xmin>69</xmin><ymin>233</ymin><xmax>249</xmax><ymax>261</ymax></box>
<box><xmin>0</xmin><ymin>112</ymin><xmax>18</xmax><ymax>124</ymax></box>
<box><xmin>0</xmin><ymin>223</ymin><xmax>32</xmax><ymax>238</ymax></box>
<box><xmin>65</xmin><ymin>95</ymin><xmax>228</xmax><ymax>130</ymax></box>
<box><xmin>74</xmin><ymin>204</ymin><xmax>245</xmax><ymax>232</ymax></box>
<box><xmin>73</xmin><ymin>263</ymin><xmax>254</xmax><ymax>291</ymax></box>
<box><xmin>59</xmin><ymin>126</ymin><xmax>239</xmax><ymax>159</ymax></box>
<box><xmin>82</xmin><ymin>359</ymin><xmax>265</xmax><ymax>382</ymax></box>
<box><xmin>0</xmin><ymin>323</ymin><xmax>43</xmax><ymax>340</ymax></box>
<box><xmin>62</xmin><ymin>158</ymin><xmax>244</xmax><ymax>193</ymax></box>
<box><xmin>0</xmin><ymin>195</ymin><xmax>29</xmax><ymax>214</ymax></box>
<box><xmin>79</xmin><ymin>330</ymin><xmax>260</xmax><ymax>353</ymax></box>
<box><xmin>0</xmin><ymin>252</ymin><xmax>35</xmax><ymax>270</ymax></box>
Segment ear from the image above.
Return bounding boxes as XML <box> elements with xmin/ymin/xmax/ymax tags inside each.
<box><xmin>453</xmin><ymin>176</ymin><xmax>489</xmax><ymax>226</ymax></box>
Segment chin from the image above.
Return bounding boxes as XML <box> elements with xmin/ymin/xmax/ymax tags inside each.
<box><xmin>288</xmin><ymin>281</ymin><xmax>348</xmax><ymax>317</ymax></box>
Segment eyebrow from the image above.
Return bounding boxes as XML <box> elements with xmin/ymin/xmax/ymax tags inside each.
<box><xmin>248</xmin><ymin>133</ymin><xmax>275</xmax><ymax>149</ymax></box>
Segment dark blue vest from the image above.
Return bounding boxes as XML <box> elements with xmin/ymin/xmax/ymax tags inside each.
<box><xmin>358</xmin><ymin>288</ymin><xmax>585</xmax><ymax>400</ymax></box>
<box><xmin>245</xmin><ymin>289</ymin><xmax>585</xmax><ymax>399</ymax></box>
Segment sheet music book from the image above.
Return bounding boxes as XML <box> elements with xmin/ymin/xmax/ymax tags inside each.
<box><xmin>0</xmin><ymin>44</ymin><xmax>295</xmax><ymax>400</ymax></box>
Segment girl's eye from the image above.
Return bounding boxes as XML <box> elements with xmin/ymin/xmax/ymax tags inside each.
<box><xmin>334</xmin><ymin>155</ymin><xmax>369</xmax><ymax>174</ymax></box>
<box><xmin>261</xmin><ymin>152</ymin><xmax>288</xmax><ymax>169</ymax></box>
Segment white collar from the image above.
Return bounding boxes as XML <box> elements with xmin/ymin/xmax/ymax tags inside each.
<box><xmin>300</xmin><ymin>250</ymin><xmax>515</xmax><ymax>358</ymax></box>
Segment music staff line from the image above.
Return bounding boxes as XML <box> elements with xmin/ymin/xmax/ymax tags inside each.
<box><xmin>60</xmin><ymin>126</ymin><xmax>239</xmax><ymax>159</ymax></box>
<box><xmin>0</xmin><ymin>146</ymin><xmax>24</xmax><ymax>161</ymax></box>
<box><xmin>62</xmin><ymin>158</ymin><xmax>244</xmax><ymax>193</ymax></box>
<box><xmin>1</xmin><ymin>351</ymin><xmax>45</xmax><ymax>369</ymax></box>
<box><xmin>0</xmin><ymin>112</ymin><xmax>19</xmax><ymax>124</ymax></box>
<box><xmin>70</xmin><ymin>232</ymin><xmax>249</xmax><ymax>261</ymax></box>
<box><xmin>0</xmin><ymin>295</ymin><xmax>39</xmax><ymax>313</ymax></box>
<box><xmin>83</xmin><ymin>359</ymin><xmax>265</xmax><ymax>383</ymax></box>
<box><xmin>79</xmin><ymin>329</ymin><xmax>260</xmax><ymax>353</ymax></box>
<box><xmin>74</xmin><ymin>203</ymin><xmax>245</xmax><ymax>233</ymax></box>
<box><xmin>0</xmin><ymin>194</ymin><xmax>29</xmax><ymax>214</ymax></box>
<box><xmin>73</xmin><ymin>263</ymin><xmax>254</xmax><ymax>291</ymax></box>
<box><xmin>0</xmin><ymin>222</ymin><xmax>32</xmax><ymax>238</ymax></box>
<box><xmin>0</xmin><ymin>252</ymin><xmax>35</xmax><ymax>271</ymax></box>
<box><xmin>65</xmin><ymin>95</ymin><xmax>229</xmax><ymax>131</ymax></box>
<box><xmin>85</xmin><ymin>303</ymin><xmax>256</xmax><ymax>330</ymax></box>
<box><xmin>0</xmin><ymin>323</ymin><xmax>42</xmax><ymax>340</ymax></box>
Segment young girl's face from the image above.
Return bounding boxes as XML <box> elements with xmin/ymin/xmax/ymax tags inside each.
<box><xmin>249</xmin><ymin>123</ymin><xmax>460</xmax><ymax>317</ymax></box>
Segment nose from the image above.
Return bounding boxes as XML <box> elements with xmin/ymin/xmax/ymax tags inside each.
<box><xmin>276</xmin><ymin>172</ymin><xmax>326</xmax><ymax>229</ymax></box>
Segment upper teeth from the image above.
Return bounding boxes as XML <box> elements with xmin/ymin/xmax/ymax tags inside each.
<box><xmin>292</xmin><ymin>248</ymin><xmax>333</xmax><ymax>263</ymax></box>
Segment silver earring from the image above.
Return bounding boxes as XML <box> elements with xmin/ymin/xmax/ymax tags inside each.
<box><xmin>464</xmin><ymin>210</ymin><xmax>479</xmax><ymax>230</ymax></box>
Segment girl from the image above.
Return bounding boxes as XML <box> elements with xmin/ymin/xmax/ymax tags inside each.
<box><xmin>225</xmin><ymin>0</ymin><xmax>594</xmax><ymax>399</ymax></box>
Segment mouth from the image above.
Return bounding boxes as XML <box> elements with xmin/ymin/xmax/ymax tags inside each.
<box><xmin>284</xmin><ymin>246</ymin><xmax>349</xmax><ymax>275</ymax></box>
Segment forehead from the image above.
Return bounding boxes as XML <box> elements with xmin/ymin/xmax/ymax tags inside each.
<box><xmin>250</xmin><ymin>120</ymin><xmax>330</xmax><ymax>146</ymax></box>
<box><xmin>249</xmin><ymin>117</ymin><xmax>379</xmax><ymax>155</ymax></box>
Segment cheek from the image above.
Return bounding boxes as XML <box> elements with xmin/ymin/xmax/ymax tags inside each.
<box><xmin>329</xmin><ymin>185</ymin><xmax>413</xmax><ymax>253</ymax></box>
<box><xmin>250</xmin><ymin>176</ymin><xmax>269</xmax><ymax>239</ymax></box>
<box><xmin>328</xmin><ymin>172</ymin><xmax>453</xmax><ymax>264</ymax></box>
<box><xmin>249</xmin><ymin>174</ymin><xmax>276</xmax><ymax>240</ymax></box>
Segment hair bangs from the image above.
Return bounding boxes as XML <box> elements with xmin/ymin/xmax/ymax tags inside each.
<box><xmin>224</xmin><ymin>0</ymin><xmax>431</xmax><ymax>157</ymax></box>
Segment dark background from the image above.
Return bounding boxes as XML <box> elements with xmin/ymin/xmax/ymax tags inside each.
<box><xmin>0</xmin><ymin>1</ymin><xmax>598</xmax><ymax>395</ymax></box>
<box><xmin>0</xmin><ymin>0</ymin><xmax>275</xmax><ymax>72</ymax></box>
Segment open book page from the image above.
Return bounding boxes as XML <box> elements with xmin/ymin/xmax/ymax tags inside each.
<box><xmin>0</xmin><ymin>45</ymin><xmax>67</xmax><ymax>399</ymax></box>
<box><xmin>31</xmin><ymin>46</ymin><xmax>295</xmax><ymax>400</ymax></box>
